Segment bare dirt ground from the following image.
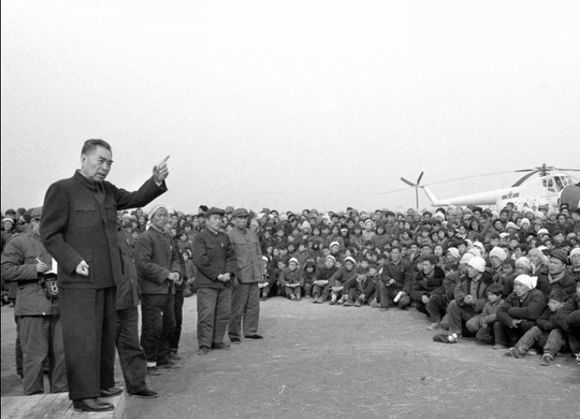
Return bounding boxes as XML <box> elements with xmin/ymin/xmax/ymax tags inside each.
<box><xmin>2</xmin><ymin>296</ymin><xmax>579</xmax><ymax>418</ymax></box>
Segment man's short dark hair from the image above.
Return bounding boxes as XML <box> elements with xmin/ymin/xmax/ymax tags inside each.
<box><xmin>82</xmin><ymin>139</ymin><xmax>112</xmax><ymax>155</ymax></box>
<box><xmin>422</xmin><ymin>255</ymin><xmax>438</xmax><ymax>265</ymax></box>
<box><xmin>486</xmin><ymin>283</ymin><xmax>504</xmax><ymax>297</ymax></box>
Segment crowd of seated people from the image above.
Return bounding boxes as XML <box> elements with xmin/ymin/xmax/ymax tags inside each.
<box><xmin>3</xmin><ymin>203</ymin><xmax>579</xmax><ymax>366</ymax></box>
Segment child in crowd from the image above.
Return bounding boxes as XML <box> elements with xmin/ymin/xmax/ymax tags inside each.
<box><xmin>505</xmin><ymin>289</ymin><xmax>568</xmax><ymax>365</ymax></box>
<box><xmin>279</xmin><ymin>258</ymin><xmax>303</xmax><ymax>300</ymax></box>
<box><xmin>474</xmin><ymin>283</ymin><xmax>505</xmax><ymax>349</ymax></box>
<box><xmin>302</xmin><ymin>260</ymin><xmax>317</xmax><ymax>298</ymax></box>
<box><xmin>343</xmin><ymin>265</ymin><xmax>377</xmax><ymax>307</ymax></box>
<box><xmin>258</xmin><ymin>256</ymin><xmax>273</xmax><ymax>301</ymax></box>
<box><xmin>182</xmin><ymin>249</ymin><xmax>196</xmax><ymax>297</ymax></box>
<box><xmin>497</xmin><ymin>258</ymin><xmax>517</xmax><ymax>297</ymax></box>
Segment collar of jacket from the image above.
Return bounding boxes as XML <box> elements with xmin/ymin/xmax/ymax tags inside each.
<box><xmin>73</xmin><ymin>170</ymin><xmax>100</xmax><ymax>191</ymax></box>
<box><xmin>205</xmin><ymin>226</ymin><xmax>220</xmax><ymax>236</ymax></box>
<box><xmin>149</xmin><ymin>223</ymin><xmax>166</xmax><ymax>235</ymax></box>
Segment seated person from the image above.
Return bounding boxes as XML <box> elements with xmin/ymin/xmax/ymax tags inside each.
<box><xmin>279</xmin><ymin>258</ymin><xmax>303</xmax><ymax>300</ymax></box>
<box><xmin>343</xmin><ymin>265</ymin><xmax>377</xmax><ymax>307</ymax></box>
<box><xmin>496</xmin><ymin>274</ymin><xmax>547</xmax><ymax>348</ymax></box>
<box><xmin>258</xmin><ymin>256</ymin><xmax>275</xmax><ymax>300</ymax></box>
<box><xmin>410</xmin><ymin>255</ymin><xmax>446</xmax><ymax>326</ymax></box>
<box><xmin>445</xmin><ymin>256</ymin><xmax>494</xmax><ymax>334</ymax></box>
<box><xmin>536</xmin><ymin>249</ymin><xmax>576</xmax><ymax>300</ymax></box>
<box><xmin>505</xmin><ymin>289</ymin><xmax>568</xmax><ymax>366</ymax></box>
<box><xmin>474</xmin><ymin>283</ymin><xmax>506</xmax><ymax>349</ymax></box>
<box><xmin>302</xmin><ymin>260</ymin><xmax>317</xmax><ymax>298</ymax></box>
<box><xmin>328</xmin><ymin>256</ymin><xmax>359</xmax><ymax>305</ymax></box>
<box><xmin>497</xmin><ymin>258</ymin><xmax>517</xmax><ymax>297</ymax></box>
<box><xmin>312</xmin><ymin>255</ymin><xmax>338</xmax><ymax>304</ymax></box>
<box><xmin>555</xmin><ymin>281</ymin><xmax>580</xmax><ymax>360</ymax></box>
<box><xmin>376</xmin><ymin>246</ymin><xmax>413</xmax><ymax>310</ymax></box>
<box><xmin>567</xmin><ymin>248</ymin><xmax>580</xmax><ymax>283</ymax></box>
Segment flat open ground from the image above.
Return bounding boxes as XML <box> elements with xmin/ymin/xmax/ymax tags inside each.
<box><xmin>2</xmin><ymin>296</ymin><xmax>579</xmax><ymax>418</ymax></box>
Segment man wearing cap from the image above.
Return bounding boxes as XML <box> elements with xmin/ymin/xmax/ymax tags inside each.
<box><xmin>536</xmin><ymin>249</ymin><xmax>576</xmax><ymax>300</ymax></box>
<box><xmin>40</xmin><ymin>139</ymin><xmax>168</xmax><ymax>412</ymax></box>
<box><xmin>227</xmin><ymin>208</ymin><xmax>264</xmax><ymax>343</ymax></box>
<box><xmin>192</xmin><ymin>207</ymin><xmax>237</xmax><ymax>355</ymax></box>
<box><xmin>445</xmin><ymin>256</ymin><xmax>494</xmax><ymax>335</ymax></box>
<box><xmin>1</xmin><ymin>207</ymin><xmax>67</xmax><ymax>395</ymax></box>
<box><xmin>224</xmin><ymin>206</ymin><xmax>235</xmax><ymax>221</ymax></box>
<box><xmin>135</xmin><ymin>205</ymin><xmax>182</xmax><ymax>372</ymax></box>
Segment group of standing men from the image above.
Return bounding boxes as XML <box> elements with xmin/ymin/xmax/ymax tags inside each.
<box><xmin>193</xmin><ymin>207</ymin><xmax>264</xmax><ymax>355</ymax></box>
<box><xmin>1</xmin><ymin>139</ymin><xmax>266</xmax><ymax>413</ymax></box>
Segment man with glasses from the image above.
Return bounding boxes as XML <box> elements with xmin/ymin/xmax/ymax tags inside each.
<box><xmin>1</xmin><ymin>207</ymin><xmax>67</xmax><ymax>395</ymax></box>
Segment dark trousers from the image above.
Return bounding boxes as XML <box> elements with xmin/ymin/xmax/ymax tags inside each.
<box><xmin>568</xmin><ymin>325</ymin><xmax>580</xmax><ymax>354</ymax></box>
<box><xmin>498</xmin><ymin>321</ymin><xmax>536</xmax><ymax>347</ymax></box>
<box><xmin>377</xmin><ymin>282</ymin><xmax>411</xmax><ymax>309</ymax></box>
<box><xmin>197</xmin><ymin>287</ymin><xmax>231</xmax><ymax>348</ymax></box>
<box><xmin>116</xmin><ymin>306</ymin><xmax>147</xmax><ymax>394</ymax></box>
<box><xmin>141</xmin><ymin>293</ymin><xmax>175</xmax><ymax>366</ymax></box>
<box><xmin>414</xmin><ymin>294</ymin><xmax>446</xmax><ymax>323</ymax></box>
<box><xmin>20</xmin><ymin>314</ymin><xmax>67</xmax><ymax>395</ymax></box>
<box><xmin>169</xmin><ymin>291</ymin><xmax>184</xmax><ymax>352</ymax></box>
<box><xmin>229</xmin><ymin>282</ymin><xmax>260</xmax><ymax>340</ymax></box>
<box><xmin>59</xmin><ymin>287</ymin><xmax>116</xmax><ymax>401</ymax></box>
<box><xmin>516</xmin><ymin>326</ymin><xmax>567</xmax><ymax>356</ymax></box>
<box><xmin>15</xmin><ymin>315</ymin><xmax>23</xmax><ymax>377</ymax></box>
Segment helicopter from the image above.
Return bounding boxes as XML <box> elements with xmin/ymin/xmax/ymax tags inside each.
<box><xmin>399</xmin><ymin>164</ymin><xmax>580</xmax><ymax>212</ymax></box>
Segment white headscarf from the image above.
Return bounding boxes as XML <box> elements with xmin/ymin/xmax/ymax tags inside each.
<box><xmin>514</xmin><ymin>274</ymin><xmax>537</xmax><ymax>290</ymax></box>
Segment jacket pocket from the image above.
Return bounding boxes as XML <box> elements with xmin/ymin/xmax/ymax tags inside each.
<box><xmin>74</xmin><ymin>204</ymin><xmax>97</xmax><ymax>228</ymax></box>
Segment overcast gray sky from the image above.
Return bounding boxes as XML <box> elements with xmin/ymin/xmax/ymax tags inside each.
<box><xmin>2</xmin><ymin>0</ymin><xmax>579</xmax><ymax>215</ymax></box>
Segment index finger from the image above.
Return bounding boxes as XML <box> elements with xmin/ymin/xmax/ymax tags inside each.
<box><xmin>159</xmin><ymin>155</ymin><xmax>170</xmax><ymax>165</ymax></box>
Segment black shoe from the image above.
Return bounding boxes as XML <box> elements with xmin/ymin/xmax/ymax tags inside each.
<box><xmin>170</xmin><ymin>352</ymin><xmax>183</xmax><ymax>360</ymax></box>
<box><xmin>130</xmin><ymin>388</ymin><xmax>159</xmax><ymax>399</ymax></box>
<box><xmin>100</xmin><ymin>387</ymin><xmax>123</xmax><ymax>397</ymax></box>
<box><xmin>73</xmin><ymin>398</ymin><xmax>114</xmax><ymax>412</ymax></box>
<box><xmin>158</xmin><ymin>360</ymin><xmax>181</xmax><ymax>369</ymax></box>
<box><xmin>211</xmin><ymin>342</ymin><xmax>231</xmax><ymax>350</ymax></box>
<box><xmin>230</xmin><ymin>337</ymin><xmax>241</xmax><ymax>344</ymax></box>
<box><xmin>244</xmin><ymin>334</ymin><xmax>263</xmax><ymax>339</ymax></box>
<box><xmin>147</xmin><ymin>366</ymin><xmax>162</xmax><ymax>376</ymax></box>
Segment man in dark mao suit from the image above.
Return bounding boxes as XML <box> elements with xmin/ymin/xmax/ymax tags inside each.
<box><xmin>41</xmin><ymin>139</ymin><xmax>169</xmax><ymax>412</ymax></box>
<box><xmin>227</xmin><ymin>208</ymin><xmax>264</xmax><ymax>343</ymax></box>
<box><xmin>192</xmin><ymin>207</ymin><xmax>238</xmax><ymax>355</ymax></box>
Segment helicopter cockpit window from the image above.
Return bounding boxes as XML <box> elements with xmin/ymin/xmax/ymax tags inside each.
<box><xmin>554</xmin><ymin>176</ymin><xmax>564</xmax><ymax>191</ymax></box>
<box><xmin>542</xmin><ymin>178</ymin><xmax>556</xmax><ymax>193</ymax></box>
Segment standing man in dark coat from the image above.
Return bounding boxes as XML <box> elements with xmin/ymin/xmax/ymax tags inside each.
<box><xmin>115</xmin><ymin>225</ymin><xmax>159</xmax><ymax>399</ymax></box>
<box><xmin>227</xmin><ymin>208</ymin><xmax>264</xmax><ymax>343</ymax></box>
<box><xmin>135</xmin><ymin>204</ymin><xmax>182</xmax><ymax>372</ymax></box>
<box><xmin>41</xmin><ymin>139</ymin><xmax>168</xmax><ymax>412</ymax></box>
<box><xmin>192</xmin><ymin>207</ymin><xmax>237</xmax><ymax>355</ymax></box>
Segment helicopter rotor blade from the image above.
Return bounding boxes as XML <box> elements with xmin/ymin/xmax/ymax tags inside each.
<box><xmin>400</xmin><ymin>177</ymin><xmax>416</xmax><ymax>187</ymax></box>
